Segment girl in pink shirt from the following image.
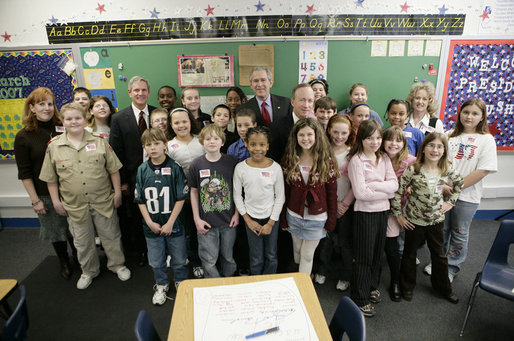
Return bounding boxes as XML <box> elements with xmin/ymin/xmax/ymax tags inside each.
<box><xmin>347</xmin><ymin>120</ymin><xmax>398</xmax><ymax>317</ymax></box>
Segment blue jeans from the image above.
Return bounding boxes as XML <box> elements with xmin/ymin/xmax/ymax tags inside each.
<box><xmin>197</xmin><ymin>226</ymin><xmax>237</xmax><ymax>278</ymax></box>
<box><xmin>443</xmin><ymin>199</ymin><xmax>479</xmax><ymax>276</ymax></box>
<box><xmin>145</xmin><ymin>234</ymin><xmax>188</xmax><ymax>285</ymax></box>
<box><xmin>245</xmin><ymin>217</ymin><xmax>279</xmax><ymax>275</ymax></box>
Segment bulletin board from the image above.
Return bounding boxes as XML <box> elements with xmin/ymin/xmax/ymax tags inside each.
<box><xmin>0</xmin><ymin>50</ymin><xmax>77</xmax><ymax>158</ymax></box>
<box><xmin>440</xmin><ymin>39</ymin><xmax>513</xmax><ymax>150</ymax></box>
<box><xmin>107</xmin><ymin>39</ymin><xmax>440</xmax><ymax>123</ymax></box>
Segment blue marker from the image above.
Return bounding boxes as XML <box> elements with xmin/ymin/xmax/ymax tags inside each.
<box><xmin>245</xmin><ymin>326</ymin><xmax>280</xmax><ymax>339</ymax></box>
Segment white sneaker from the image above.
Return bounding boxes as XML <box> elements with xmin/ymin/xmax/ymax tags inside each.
<box><xmin>166</xmin><ymin>255</ymin><xmax>171</xmax><ymax>268</ymax></box>
<box><xmin>314</xmin><ymin>274</ymin><xmax>326</xmax><ymax>285</ymax></box>
<box><xmin>77</xmin><ymin>274</ymin><xmax>94</xmax><ymax>289</ymax></box>
<box><xmin>448</xmin><ymin>273</ymin><xmax>454</xmax><ymax>283</ymax></box>
<box><xmin>152</xmin><ymin>284</ymin><xmax>169</xmax><ymax>306</ymax></box>
<box><xmin>193</xmin><ymin>266</ymin><xmax>204</xmax><ymax>278</ymax></box>
<box><xmin>116</xmin><ymin>266</ymin><xmax>131</xmax><ymax>281</ymax></box>
<box><xmin>336</xmin><ymin>280</ymin><xmax>350</xmax><ymax>292</ymax></box>
<box><xmin>424</xmin><ymin>263</ymin><xmax>432</xmax><ymax>276</ymax></box>
<box><xmin>416</xmin><ymin>257</ymin><xmax>420</xmax><ymax>265</ymax></box>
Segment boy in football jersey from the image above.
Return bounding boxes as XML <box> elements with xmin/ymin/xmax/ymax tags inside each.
<box><xmin>189</xmin><ymin>124</ymin><xmax>239</xmax><ymax>278</ymax></box>
<box><xmin>135</xmin><ymin>128</ymin><xmax>189</xmax><ymax>306</ymax></box>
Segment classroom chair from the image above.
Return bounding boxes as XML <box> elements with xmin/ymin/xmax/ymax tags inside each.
<box><xmin>329</xmin><ymin>296</ymin><xmax>366</xmax><ymax>341</ymax></box>
<box><xmin>135</xmin><ymin>310</ymin><xmax>161</xmax><ymax>341</ymax></box>
<box><xmin>1</xmin><ymin>285</ymin><xmax>28</xmax><ymax>341</ymax></box>
<box><xmin>459</xmin><ymin>220</ymin><xmax>514</xmax><ymax>337</ymax></box>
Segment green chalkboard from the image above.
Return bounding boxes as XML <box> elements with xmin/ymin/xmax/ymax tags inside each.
<box><xmin>107</xmin><ymin>40</ymin><xmax>440</xmax><ymax>125</ymax></box>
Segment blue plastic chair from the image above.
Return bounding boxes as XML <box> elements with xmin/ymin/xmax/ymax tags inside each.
<box><xmin>1</xmin><ymin>285</ymin><xmax>28</xmax><ymax>341</ymax></box>
<box><xmin>329</xmin><ymin>296</ymin><xmax>366</xmax><ymax>341</ymax></box>
<box><xmin>135</xmin><ymin>310</ymin><xmax>161</xmax><ymax>341</ymax></box>
<box><xmin>459</xmin><ymin>220</ymin><xmax>514</xmax><ymax>337</ymax></box>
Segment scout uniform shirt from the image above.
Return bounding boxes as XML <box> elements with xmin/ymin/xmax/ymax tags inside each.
<box><xmin>40</xmin><ymin>131</ymin><xmax>122</xmax><ymax>225</ymax></box>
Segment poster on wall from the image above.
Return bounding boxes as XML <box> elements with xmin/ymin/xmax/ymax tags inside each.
<box><xmin>80</xmin><ymin>47</ymin><xmax>118</xmax><ymax>109</ymax></box>
<box><xmin>299</xmin><ymin>41</ymin><xmax>328</xmax><ymax>83</ymax></box>
<box><xmin>178</xmin><ymin>55</ymin><xmax>234</xmax><ymax>87</ymax></box>
<box><xmin>0</xmin><ymin>50</ymin><xmax>77</xmax><ymax>158</ymax></box>
<box><xmin>440</xmin><ymin>40</ymin><xmax>513</xmax><ymax>150</ymax></box>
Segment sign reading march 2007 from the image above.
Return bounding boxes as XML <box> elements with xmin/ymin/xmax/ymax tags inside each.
<box><xmin>46</xmin><ymin>14</ymin><xmax>465</xmax><ymax>44</ymax></box>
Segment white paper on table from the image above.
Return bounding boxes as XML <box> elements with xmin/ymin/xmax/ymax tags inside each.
<box><xmin>193</xmin><ymin>277</ymin><xmax>319</xmax><ymax>341</ymax></box>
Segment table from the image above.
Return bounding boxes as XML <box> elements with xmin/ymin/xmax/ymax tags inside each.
<box><xmin>168</xmin><ymin>272</ymin><xmax>331</xmax><ymax>340</ymax></box>
<box><xmin>0</xmin><ymin>279</ymin><xmax>18</xmax><ymax>319</ymax></box>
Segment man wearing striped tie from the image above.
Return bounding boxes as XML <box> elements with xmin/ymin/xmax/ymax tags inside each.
<box><xmin>110</xmin><ymin>76</ymin><xmax>157</xmax><ymax>266</ymax></box>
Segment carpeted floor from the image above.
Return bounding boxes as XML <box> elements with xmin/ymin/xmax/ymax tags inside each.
<box><xmin>1</xmin><ymin>220</ymin><xmax>513</xmax><ymax>340</ymax></box>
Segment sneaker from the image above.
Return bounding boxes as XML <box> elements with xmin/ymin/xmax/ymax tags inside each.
<box><xmin>336</xmin><ymin>280</ymin><xmax>350</xmax><ymax>292</ymax></box>
<box><xmin>238</xmin><ymin>269</ymin><xmax>250</xmax><ymax>276</ymax></box>
<box><xmin>116</xmin><ymin>266</ymin><xmax>131</xmax><ymax>281</ymax></box>
<box><xmin>77</xmin><ymin>274</ymin><xmax>94</xmax><ymax>289</ymax></box>
<box><xmin>359</xmin><ymin>303</ymin><xmax>376</xmax><ymax>317</ymax></box>
<box><xmin>166</xmin><ymin>255</ymin><xmax>171</xmax><ymax>268</ymax></box>
<box><xmin>193</xmin><ymin>266</ymin><xmax>204</xmax><ymax>278</ymax></box>
<box><xmin>424</xmin><ymin>263</ymin><xmax>432</xmax><ymax>276</ymax></box>
<box><xmin>314</xmin><ymin>274</ymin><xmax>326</xmax><ymax>285</ymax></box>
<box><xmin>369</xmin><ymin>289</ymin><xmax>381</xmax><ymax>303</ymax></box>
<box><xmin>152</xmin><ymin>284</ymin><xmax>169</xmax><ymax>305</ymax></box>
<box><xmin>448</xmin><ymin>273</ymin><xmax>454</xmax><ymax>283</ymax></box>
<box><xmin>416</xmin><ymin>257</ymin><xmax>420</xmax><ymax>265</ymax></box>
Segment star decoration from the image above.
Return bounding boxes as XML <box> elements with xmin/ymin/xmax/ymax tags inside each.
<box><xmin>355</xmin><ymin>0</ymin><xmax>365</xmax><ymax>8</ymax></box>
<box><xmin>1</xmin><ymin>32</ymin><xmax>11</xmax><ymax>42</ymax></box>
<box><xmin>204</xmin><ymin>4</ymin><xmax>215</xmax><ymax>16</ymax></box>
<box><xmin>438</xmin><ymin>4</ymin><xmax>448</xmax><ymax>15</ymax></box>
<box><xmin>479</xmin><ymin>10</ymin><xmax>490</xmax><ymax>21</ymax></box>
<box><xmin>255</xmin><ymin>1</ymin><xmax>265</xmax><ymax>12</ymax></box>
<box><xmin>96</xmin><ymin>3</ymin><xmax>106</xmax><ymax>14</ymax></box>
<box><xmin>150</xmin><ymin>8</ymin><xmax>160</xmax><ymax>19</ymax></box>
<box><xmin>400</xmin><ymin>2</ymin><xmax>410</xmax><ymax>13</ymax></box>
<box><xmin>488</xmin><ymin>121</ymin><xmax>501</xmax><ymax>135</ymax></box>
<box><xmin>306</xmin><ymin>4</ymin><xmax>316</xmax><ymax>15</ymax></box>
<box><xmin>49</xmin><ymin>16</ymin><xmax>58</xmax><ymax>25</ymax></box>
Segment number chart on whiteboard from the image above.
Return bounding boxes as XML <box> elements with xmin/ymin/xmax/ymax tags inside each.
<box><xmin>299</xmin><ymin>41</ymin><xmax>328</xmax><ymax>83</ymax></box>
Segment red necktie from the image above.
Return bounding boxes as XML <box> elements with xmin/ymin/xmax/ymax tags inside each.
<box><xmin>261</xmin><ymin>102</ymin><xmax>271</xmax><ymax>126</ymax></box>
<box><xmin>138</xmin><ymin>111</ymin><xmax>147</xmax><ymax>135</ymax></box>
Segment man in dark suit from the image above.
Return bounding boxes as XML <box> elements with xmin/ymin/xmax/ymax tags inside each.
<box><xmin>238</xmin><ymin>66</ymin><xmax>292</xmax><ymax>127</ymax></box>
<box><xmin>110</xmin><ymin>76</ymin><xmax>156</xmax><ymax>265</ymax></box>
<box><xmin>269</xmin><ymin>83</ymin><xmax>315</xmax><ymax>163</ymax></box>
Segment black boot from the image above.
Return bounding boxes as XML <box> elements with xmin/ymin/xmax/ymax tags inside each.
<box><xmin>52</xmin><ymin>241</ymin><xmax>73</xmax><ymax>280</ymax></box>
<box><xmin>389</xmin><ymin>282</ymin><xmax>401</xmax><ymax>302</ymax></box>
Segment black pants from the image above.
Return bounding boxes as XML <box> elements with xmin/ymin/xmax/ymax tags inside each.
<box><xmin>118</xmin><ymin>191</ymin><xmax>145</xmax><ymax>255</ymax></box>
<box><xmin>337</xmin><ymin>208</ymin><xmax>353</xmax><ymax>281</ymax></box>
<box><xmin>400</xmin><ymin>221</ymin><xmax>452</xmax><ymax>296</ymax></box>
<box><xmin>351</xmin><ymin>211</ymin><xmax>388</xmax><ymax>307</ymax></box>
<box><xmin>233</xmin><ymin>215</ymin><xmax>249</xmax><ymax>271</ymax></box>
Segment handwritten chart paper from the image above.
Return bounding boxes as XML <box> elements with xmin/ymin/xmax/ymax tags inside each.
<box><xmin>193</xmin><ymin>277</ymin><xmax>318</xmax><ymax>341</ymax></box>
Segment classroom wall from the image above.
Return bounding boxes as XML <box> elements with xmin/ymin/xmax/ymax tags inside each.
<box><xmin>0</xmin><ymin>0</ymin><xmax>512</xmax><ymax>223</ymax></box>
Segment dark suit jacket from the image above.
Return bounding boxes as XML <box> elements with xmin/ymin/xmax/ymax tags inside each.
<box><xmin>239</xmin><ymin>94</ymin><xmax>292</xmax><ymax>126</ymax></box>
<box><xmin>269</xmin><ymin>113</ymin><xmax>295</xmax><ymax>163</ymax></box>
<box><xmin>109</xmin><ymin>105</ymin><xmax>156</xmax><ymax>187</ymax></box>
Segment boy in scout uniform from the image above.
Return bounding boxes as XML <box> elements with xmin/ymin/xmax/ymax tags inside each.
<box><xmin>40</xmin><ymin>103</ymin><xmax>131</xmax><ymax>290</ymax></box>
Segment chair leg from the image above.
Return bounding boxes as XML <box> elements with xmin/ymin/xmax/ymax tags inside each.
<box><xmin>459</xmin><ymin>272</ymin><xmax>481</xmax><ymax>337</ymax></box>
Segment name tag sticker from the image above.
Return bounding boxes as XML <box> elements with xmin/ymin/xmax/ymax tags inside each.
<box><xmin>261</xmin><ymin>171</ymin><xmax>271</xmax><ymax>178</ymax></box>
<box><xmin>364</xmin><ymin>162</ymin><xmax>373</xmax><ymax>172</ymax></box>
<box><xmin>55</xmin><ymin>126</ymin><xmax>65</xmax><ymax>133</ymax></box>
<box><xmin>301</xmin><ymin>166</ymin><xmax>312</xmax><ymax>172</ymax></box>
<box><xmin>85</xmin><ymin>144</ymin><xmax>96</xmax><ymax>152</ymax></box>
<box><xmin>161</xmin><ymin>167</ymin><xmax>171</xmax><ymax>175</ymax></box>
<box><xmin>435</xmin><ymin>185</ymin><xmax>443</xmax><ymax>193</ymax></box>
<box><xmin>468</xmin><ymin>137</ymin><xmax>476</xmax><ymax>143</ymax></box>
<box><xmin>170</xmin><ymin>143</ymin><xmax>179</xmax><ymax>149</ymax></box>
<box><xmin>426</xmin><ymin>126</ymin><xmax>435</xmax><ymax>133</ymax></box>
<box><xmin>200</xmin><ymin>169</ymin><xmax>211</xmax><ymax>178</ymax></box>
<box><xmin>404</xmin><ymin>131</ymin><xmax>412</xmax><ymax>138</ymax></box>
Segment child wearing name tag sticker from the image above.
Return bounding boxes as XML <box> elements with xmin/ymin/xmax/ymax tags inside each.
<box><xmin>189</xmin><ymin>124</ymin><xmax>239</xmax><ymax>278</ymax></box>
<box><xmin>347</xmin><ymin>120</ymin><xmax>398</xmax><ymax>317</ymax></box>
<box><xmin>135</xmin><ymin>128</ymin><xmax>189</xmax><ymax>306</ymax></box>
<box><xmin>392</xmin><ymin>132</ymin><xmax>462</xmax><ymax>304</ymax></box>
<box><xmin>40</xmin><ymin>103</ymin><xmax>130</xmax><ymax>290</ymax></box>
<box><xmin>233</xmin><ymin>126</ymin><xmax>285</xmax><ymax>275</ymax></box>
